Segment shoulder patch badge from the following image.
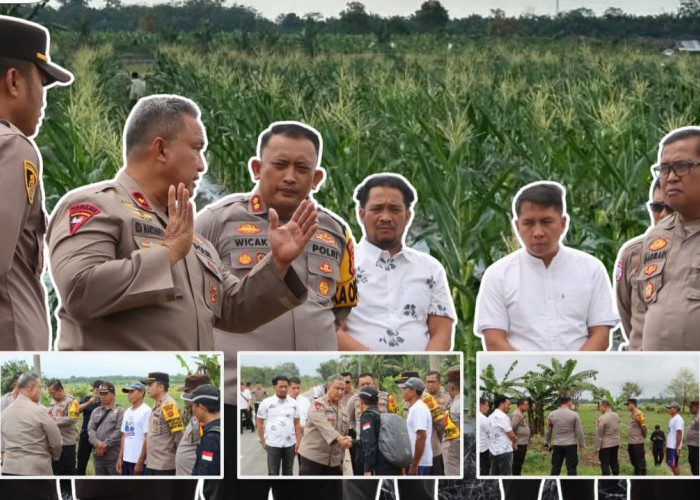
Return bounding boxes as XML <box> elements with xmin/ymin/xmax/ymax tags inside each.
<box><xmin>318</xmin><ymin>279</ymin><xmax>330</xmax><ymax>296</ymax></box>
<box><xmin>319</xmin><ymin>261</ymin><xmax>333</xmax><ymax>274</ymax></box>
<box><xmin>210</xmin><ymin>284</ymin><xmax>218</xmax><ymax>304</ymax></box>
<box><xmin>202</xmin><ymin>450</ymin><xmax>214</xmax><ymax>462</ymax></box>
<box><xmin>644</xmin><ymin>281</ymin><xmax>654</xmax><ymax>300</ymax></box>
<box><xmin>131</xmin><ymin>191</ymin><xmax>153</xmax><ymax>211</ymax></box>
<box><xmin>256</xmin><ymin>252</ymin><xmax>266</xmax><ymax>263</ymax></box>
<box><xmin>24</xmin><ymin>160</ymin><xmax>38</xmax><ymax>204</ymax></box>
<box><xmin>237</xmin><ymin>223</ymin><xmax>262</xmax><ymax>234</ymax></box>
<box><xmin>69</xmin><ymin>203</ymin><xmax>100</xmax><ymax>236</ymax></box>
<box><xmin>649</xmin><ymin>237</ymin><xmax>668</xmax><ymax>252</ymax></box>
<box><xmin>362</xmin><ymin>421</ymin><xmax>371</xmax><ymax>431</ymax></box>
<box><xmin>643</xmin><ymin>263</ymin><xmax>658</xmax><ymax>276</ymax></box>
<box><xmin>314</xmin><ymin>232</ymin><xmax>337</xmax><ymax>246</ymax></box>
<box><xmin>614</xmin><ymin>260</ymin><xmax>624</xmax><ymax>281</ymax></box>
<box><xmin>238</xmin><ymin>252</ymin><xmax>253</xmax><ymax>265</ymax></box>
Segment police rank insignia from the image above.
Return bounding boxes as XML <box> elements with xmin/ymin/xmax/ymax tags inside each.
<box><xmin>251</xmin><ymin>194</ymin><xmax>264</xmax><ymax>213</ymax></box>
<box><xmin>236</xmin><ymin>223</ymin><xmax>262</xmax><ymax>234</ymax></box>
<box><xmin>210</xmin><ymin>284</ymin><xmax>218</xmax><ymax>303</ymax></box>
<box><xmin>649</xmin><ymin>237</ymin><xmax>668</xmax><ymax>251</ymax></box>
<box><xmin>69</xmin><ymin>203</ymin><xmax>100</xmax><ymax>236</ymax></box>
<box><xmin>24</xmin><ymin>160</ymin><xmax>38</xmax><ymax>204</ymax></box>
<box><xmin>313</xmin><ymin>231</ymin><xmax>336</xmax><ymax>246</ymax></box>
<box><xmin>614</xmin><ymin>261</ymin><xmax>623</xmax><ymax>281</ymax></box>
<box><xmin>121</xmin><ymin>201</ymin><xmax>153</xmax><ymax>220</ymax></box>
<box><xmin>256</xmin><ymin>252</ymin><xmax>266</xmax><ymax>263</ymax></box>
<box><xmin>318</xmin><ymin>279</ymin><xmax>330</xmax><ymax>296</ymax></box>
<box><xmin>131</xmin><ymin>191</ymin><xmax>152</xmax><ymax>211</ymax></box>
<box><xmin>319</xmin><ymin>261</ymin><xmax>333</xmax><ymax>274</ymax></box>
<box><xmin>644</xmin><ymin>281</ymin><xmax>654</xmax><ymax>300</ymax></box>
<box><xmin>238</xmin><ymin>253</ymin><xmax>253</xmax><ymax>265</ymax></box>
<box><xmin>643</xmin><ymin>263</ymin><xmax>658</xmax><ymax>276</ymax></box>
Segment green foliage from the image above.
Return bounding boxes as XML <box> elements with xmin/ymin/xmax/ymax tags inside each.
<box><xmin>176</xmin><ymin>354</ymin><xmax>221</xmax><ymax>388</ymax></box>
<box><xmin>1</xmin><ymin>359</ymin><xmax>31</xmax><ymax>394</ymax></box>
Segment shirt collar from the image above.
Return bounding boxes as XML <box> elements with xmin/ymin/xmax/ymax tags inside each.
<box><xmin>521</xmin><ymin>245</ymin><xmax>564</xmax><ymax>269</ymax></box>
<box><xmin>359</xmin><ymin>239</ymin><xmax>413</xmax><ymax>263</ymax></box>
<box><xmin>116</xmin><ymin>170</ymin><xmax>168</xmax><ymax>223</ymax></box>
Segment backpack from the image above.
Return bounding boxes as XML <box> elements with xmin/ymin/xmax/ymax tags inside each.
<box><xmin>371</xmin><ymin>410</ymin><xmax>413</xmax><ymax>468</ymax></box>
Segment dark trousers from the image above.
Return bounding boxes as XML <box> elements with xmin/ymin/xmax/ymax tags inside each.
<box><xmin>628</xmin><ymin>442</ymin><xmax>646</xmax><ymax>475</ymax></box>
<box><xmin>512</xmin><ymin>444</ymin><xmax>527</xmax><ymax>475</ymax></box>
<box><xmin>503</xmin><ymin>479</ymin><xmax>595</xmax><ymax>500</ymax></box>
<box><xmin>652</xmin><ymin>445</ymin><xmax>665</xmax><ymax>466</ymax></box>
<box><xmin>299</xmin><ymin>455</ymin><xmax>343</xmax><ymax>475</ymax></box>
<box><xmin>689</xmin><ymin>445</ymin><xmax>698</xmax><ymax>475</ymax></box>
<box><xmin>479</xmin><ymin>450</ymin><xmax>491</xmax><ymax>476</ymax></box>
<box><xmin>149</xmin><ymin>468</ymin><xmax>175</xmax><ymax>475</ymax></box>
<box><xmin>77</xmin><ymin>433</ymin><xmax>92</xmax><ymax>475</ymax></box>
<box><xmin>630</xmin><ymin>480</ymin><xmax>697</xmax><ymax>500</ymax></box>
<box><xmin>52</xmin><ymin>444</ymin><xmax>76</xmax><ymax>475</ymax></box>
<box><xmin>396</xmin><ymin>480</ymin><xmax>435</xmax><ymax>500</ymax></box>
<box><xmin>551</xmin><ymin>444</ymin><xmax>578</xmax><ymax>475</ymax></box>
<box><xmin>599</xmin><ymin>446</ymin><xmax>619</xmax><ymax>475</ymax></box>
<box><xmin>490</xmin><ymin>451</ymin><xmax>512</xmax><ymax>475</ymax></box>
<box><xmin>203</xmin><ymin>404</ymin><xmax>322</xmax><ymax>500</ymax></box>
<box><xmin>432</xmin><ymin>454</ymin><xmax>444</xmax><ymax>475</ymax></box>
<box><xmin>241</xmin><ymin>408</ymin><xmax>255</xmax><ymax>432</ymax></box>
<box><xmin>267</xmin><ymin>445</ymin><xmax>295</xmax><ymax>475</ymax></box>
<box><xmin>0</xmin><ymin>480</ymin><xmax>58</xmax><ymax>500</ymax></box>
<box><xmin>76</xmin><ymin>480</ymin><xmax>197</xmax><ymax>500</ymax></box>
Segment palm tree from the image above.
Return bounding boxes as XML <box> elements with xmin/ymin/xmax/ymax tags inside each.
<box><xmin>479</xmin><ymin>360</ymin><xmax>524</xmax><ymax>401</ymax></box>
<box><xmin>531</xmin><ymin>358</ymin><xmax>599</xmax><ymax>404</ymax></box>
<box><xmin>520</xmin><ymin>371</ymin><xmax>555</xmax><ymax>435</ymax></box>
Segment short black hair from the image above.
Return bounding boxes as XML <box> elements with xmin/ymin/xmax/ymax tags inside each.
<box><xmin>660</xmin><ymin>127</ymin><xmax>700</xmax><ymax>156</ymax></box>
<box><xmin>196</xmin><ymin>400</ymin><xmax>220</xmax><ymax>413</ymax></box>
<box><xmin>340</xmin><ymin>372</ymin><xmax>353</xmax><ymax>379</ymax></box>
<box><xmin>494</xmin><ymin>394</ymin><xmax>509</xmax><ymax>408</ymax></box>
<box><xmin>259</xmin><ymin>122</ymin><xmax>320</xmax><ymax>157</ymax></box>
<box><xmin>92</xmin><ymin>379</ymin><xmax>103</xmax><ymax>389</ymax></box>
<box><xmin>357</xmin><ymin>372</ymin><xmax>374</xmax><ymax>380</ymax></box>
<box><xmin>559</xmin><ymin>396</ymin><xmax>572</xmax><ymax>405</ymax></box>
<box><xmin>626</xmin><ymin>398</ymin><xmax>637</xmax><ymax>406</ymax></box>
<box><xmin>655</xmin><ymin>425</ymin><xmax>661</xmax><ymax>430</ymax></box>
<box><xmin>272</xmin><ymin>375</ymin><xmax>289</xmax><ymax>386</ymax></box>
<box><xmin>516</xmin><ymin>398</ymin><xmax>528</xmax><ymax>406</ymax></box>
<box><xmin>47</xmin><ymin>379</ymin><xmax>63</xmax><ymax>390</ymax></box>
<box><xmin>425</xmin><ymin>370</ymin><xmax>441</xmax><ymax>381</ymax></box>
<box><xmin>124</xmin><ymin>95</ymin><xmax>200</xmax><ymax>156</ymax></box>
<box><xmin>0</xmin><ymin>56</ymin><xmax>32</xmax><ymax>80</ymax></box>
<box><xmin>132</xmin><ymin>72</ymin><xmax>139</xmax><ymax>78</ymax></box>
<box><xmin>479</xmin><ymin>397</ymin><xmax>490</xmax><ymax>407</ymax></box>
<box><xmin>599</xmin><ymin>400</ymin><xmax>611</xmax><ymax>408</ymax></box>
<box><xmin>514</xmin><ymin>183</ymin><xmax>565</xmax><ymax>216</ymax></box>
<box><xmin>289</xmin><ymin>376</ymin><xmax>301</xmax><ymax>385</ymax></box>
<box><xmin>355</xmin><ymin>174</ymin><xmax>416</xmax><ymax>210</ymax></box>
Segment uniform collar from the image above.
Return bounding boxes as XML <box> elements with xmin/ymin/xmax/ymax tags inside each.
<box><xmin>116</xmin><ymin>171</ymin><xmax>168</xmax><ymax>224</ymax></box>
<box><xmin>248</xmin><ymin>187</ymin><xmax>268</xmax><ymax>216</ymax></box>
<box><xmin>202</xmin><ymin>418</ymin><xmax>220</xmax><ymax>431</ymax></box>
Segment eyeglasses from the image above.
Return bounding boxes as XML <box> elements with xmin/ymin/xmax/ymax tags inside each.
<box><xmin>647</xmin><ymin>201</ymin><xmax>674</xmax><ymax>214</ymax></box>
<box><xmin>652</xmin><ymin>161</ymin><xmax>700</xmax><ymax>179</ymax></box>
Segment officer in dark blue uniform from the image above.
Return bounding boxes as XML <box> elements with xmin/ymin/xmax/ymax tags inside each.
<box><xmin>183</xmin><ymin>384</ymin><xmax>221</xmax><ymax>476</ymax></box>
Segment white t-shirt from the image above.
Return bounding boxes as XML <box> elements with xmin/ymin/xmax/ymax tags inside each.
<box><xmin>257</xmin><ymin>396</ymin><xmax>300</xmax><ymax>448</ymax></box>
<box><xmin>294</xmin><ymin>395</ymin><xmax>311</xmax><ymax>427</ymax></box>
<box><xmin>488</xmin><ymin>408</ymin><xmax>513</xmax><ymax>457</ymax></box>
<box><xmin>668</xmin><ymin>414</ymin><xmax>685</xmax><ymax>449</ymax></box>
<box><xmin>313</xmin><ymin>385</ymin><xmax>324</xmax><ymax>399</ymax></box>
<box><xmin>406</xmin><ymin>398</ymin><xmax>433</xmax><ymax>467</ymax></box>
<box><xmin>478</xmin><ymin>411</ymin><xmax>490</xmax><ymax>453</ymax></box>
<box><xmin>475</xmin><ymin>246</ymin><xmax>619</xmax><ymax>351</ymax></box>
<box><xmin>120</xmin><ymin>403</ymin><xmax>151</xmax><ymax>463</ymax></box>
<box><xmin>344</xmin><ymin>240</ymin><xmax>457</xmax><ymax>351</ymax></box>
<box><xmin>238</xmin><ymin>390</ymin><xmax>250</xmax><ymax>408</ymax></box>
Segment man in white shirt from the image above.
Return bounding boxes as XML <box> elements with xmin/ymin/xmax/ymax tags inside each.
<box><xmin>478</xmin><ymin>397</ymin><xmax>491</xmax><ymax>477</ymax></box>
<box><xmin>238</xmin><ymin>382</ymin><xmax>254</xmax><ymax>433</ymax></box>
<box><xmin>338</xmin><ymin>173</ymin><xmax>456</xmax><ymax>351</ymax></box>
<box><xmin>487</xmin><ymin>395</ymin><xmax>517</xmax><ymax>475</ymax></box>
<box><xmin>117</xmin><ymin>381</ymin><xmax>150</xmax><ymax>475</ymax></box>
<box><xmin>312</xmin><ymin>380</ymin><xmax>324</xmax><ymax>399</ymax></box>
<box><xmin>256</xmin><ymin>375</ymin><xmax>302</xmax><ymax>476</ymax></box>
<box><xmin>475</xmin><ymin>181</ymin><xmax>618</xmax><ymax>351</ymax></box>
<box><xmin>400</xmin><ymin>377</ymin><xmax>434</xmax><ymax>475</ymax></box>
<box><xmin>288</xmin><ymin>377</ymin><xmax>310</xmax><ymax>429</ymax></box>
<box><xmin>666</xmin><ymin>402</ymin><xmax>685</xmax><ymax>476</ymax></box>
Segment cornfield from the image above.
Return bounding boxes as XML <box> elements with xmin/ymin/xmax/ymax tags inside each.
<box><xmin>37</xmin><ymin>36</ymin><xmax>700</xmax><ymax>416</ymax></box>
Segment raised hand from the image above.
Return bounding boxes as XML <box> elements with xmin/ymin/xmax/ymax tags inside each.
<box><xmin>162</xmin><ymin>183</ymin><xmax>194</xmax><ymax>267</ymax></box>
<box><xmin>269</xmin><ymin>199</ymin><xmax>319</xmax><ymax>276</ymax></box>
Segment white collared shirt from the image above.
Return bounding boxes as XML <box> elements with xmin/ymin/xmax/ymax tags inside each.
<box><xmin>478</xmin><ymin>411</ymin><xmax>490</xmax><ymax>453</ymax></box>
<box><xmin>293</xmin><ymin>395</ymin><xmax>311</xmax><ymax>426</ymax></box>
<box><xmin>257</xmin><ymin>395</ymin><xmax>300</xmax><ymax>448</ymax></box>
<box><xmin>475</xmin><ymin>246</ymin><xmax>619</xmax><ymax>351</ymax></box>
<box><xmin>488</xmin><ymin>408</ymin><xmax>513</xmax><ymax>457</ymax></box>
<box><xmin>345</xmin><ymin>239</ymin><xmax>456</xmax><ymax>351</ymax></box>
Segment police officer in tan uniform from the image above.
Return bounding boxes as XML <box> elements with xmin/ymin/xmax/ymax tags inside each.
<box><xmin>441</xmin><ymin>369</ymin><xmax>461</xmax><ymax>476</ymax></box>
<box><xmin>614</xmin><ymin>179</ymin><xmax>673</xmax><ymax>350</ymax></box>
<box><xmin>423</xmin><ymin>370</ymin><xmax>450</xmax><ymax>475</ymax></box>
<box><xmin>47</xmin><ymin>379</ymin><xmax>78</xmax><ymax>476</ymax></box>
<box><xmin>0</xmin><ymin>16</ymin><xmax>72</xmax><ymax>350</ymax></box>
<box><xmin>626</xmin><ymin>398</ymin><xmax>648</xmax><ymax>475</ymax></box>
<box><xmin>297</xmin><ymin>375</ymin><xmax>349</xmax><ymax>496</ymax></box>
<box><xmin>510</xmin><ymin>398</ymin><xmax>530</xmax><ymax>475</ymax></box>
<box><xmin>142</xmin><ymin>372</ymin><xmax>183</xmax><ymax>475</ymax></box>
<box><xmin>48</xmin><ymin>97</ymin><xmax>317</xmax><ymax>352</ymax></box>
<box><xmin>88</xmin><ymin>382</ymin><xmax>125</xmax><ymax>475</ymax></box>
<box><xmin>196</xmin><ymin>121</ymin><xmax>356</xmax><ymax>500</ymax></box>
<box><xmin>595</xmin><ymin>400</ymin><xmax>620</xmax><ymax>476</ymax></box>
<box><xmin>175</xmin><ymin>373</ymin><xmax>211</xmax><ymax>475</ymax></box>
<box><xmin>543</xmin><ymin>396</ymin><xmax>586</xmax><ymax>476</ymax></box>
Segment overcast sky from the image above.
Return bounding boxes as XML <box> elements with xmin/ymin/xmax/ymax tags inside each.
<box><xmin>478</xmin><ymin>352</ymin><xmax>699</xmax><ymax>400</ymax></box>
<box><xmin>87</xmin><ymin>1</ymin><xmax>681</xmax><ymax>19</ymax></box>
<box><xmin>1</xmin><ymin>352</ymin><xmax>219</xmax><ymax>379</ymax></box>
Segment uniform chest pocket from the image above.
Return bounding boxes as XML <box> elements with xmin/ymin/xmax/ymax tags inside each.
<box><xmin>230</xmin><ymin>250</ymin><xmax>265</xmax><ymax>273</ymax></box>
<box><xmin>152</xmin><ymin>413</ymin><xmax>163</xmax><ymax>434</ymax></box>
<box><xmin>307</xmin><ymin>252</ymin><xmax>340</xmax><ymax>302</ymax></box>
<box><xmin>638</xmin><ymin>260</ymin><xmax>665</xmax><ymax>305</ymax></box>
<box><xmin>202</xmin><ymin>270</ymin><xmax>223</xmax><ymax>317</ymax></box>
<box><xmin>687</xmin><ymin>258</ymin><xmax>700</xmax><ymax>300</ymax></box>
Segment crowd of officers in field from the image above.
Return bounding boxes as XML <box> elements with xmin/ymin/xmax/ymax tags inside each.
<box><xmin>0</xmin><ymin>371</ymin><xmax>221</xmax><ymax>477</ymax></box>
<box><xmin>478</xmin><ymin>395</ymin><xmax>699</xmax><ymax>477</ymax></box>
<box><xmin>241</xmin><ymin>369</ymin><xmax>461</xmax><ymax>477</ymax></box>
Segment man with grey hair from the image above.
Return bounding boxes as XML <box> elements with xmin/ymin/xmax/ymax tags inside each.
<box><xmin>0</xmin><ymin>372</ymin><xmax>62</xmax><ymax>475</ymax></box>
<box><xmin>48</xmin><ymin>94</ymin><xmax>316</xmax><ymax>352</ymax></box>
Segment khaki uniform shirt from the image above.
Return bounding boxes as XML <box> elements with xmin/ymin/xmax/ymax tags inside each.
<box><xmin>48</xmin><ymin>171</ymin><xmax>307</xmax><ymax>351</ymax></box>
<box><xmin>426</xmin><ymin>389</ymin><xmax>451</xmax><ymax>458</ymax></box>
<box><xmin>251</xmin><ymin>388</ymin><xmax>266</xmax><ymax>404</ymax></box>
<box><xmin>511</xmin><ymin>408</ymin><xmax>531</xmax><ymax>446</ymax></box>
<box><xmin>595</xmin><ymin>410</ymin><xmax>620</xmax><ymax>451</ymax></box>
<box><xmin>298</xmin><ymin>395</ymin><xmax>349</xmax><ymax>468</ymax></box>
<box><xmin>195</xmin><ymin>192</ymin><xmax>356</xmax><ymax>405</ymax></box>
<box><xmin>0</xmin><ymin>394</ymin><xmax>62</xmax><ymax>474</ymax></box>
<box><xmin>442</xmin><ymin>395</ymin><xmax>461</xmax><ymax>476</ymax></box>
<box><xmin>50</xmin><ymin>394</ymin><xmax>78</xmax><ymax>445</ymax></box>
<box><xmin>686</xmin><ymin>413</ymin><xmax>699</xmax><ymax>447</ymax></box>
<box><xmin>88</xmin><ymin>403</ymin><xmax>125</xmax><ymax>461</ymax></box>
<box><xmin>346</xmin><ymin>390</ymin><xmax>395</xmax><ymax>434</ymax></box>
<box><xmin>544</xmin><ymin>406</ymin><xmax>585</xmax><ymax>447</ymax></box>
<box><xmin>614</xmin><ymin>235</ymin><xmax>645</xmax><ymax>350</ymax></box>
<box><xmin>0</xmin><ymin>391</ymin><xmax>18</xmax><ymax>453</ymax></box>
<box><xmin>0</xmin><ymin>120</ymin><xmax>49</xmax><ymax>350</ymax></box>
<box><xmin>175</xmin><ymin>416</ymin><xmax>201</xmax><ymax>475</ymax></box>
<box><xmin>147</xmin><ymin>393</ymin><xmax>183</xmax><ymax>471</ymax></box>
<box><xmin>638</xmin><ymin>214</ymin><xmax>700</xmax><ymax>350</ymax></box>
<box><xmin>628</xmin><ymin>408</ymin><xmax>647</xmax><ymax>445</ymax></box>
